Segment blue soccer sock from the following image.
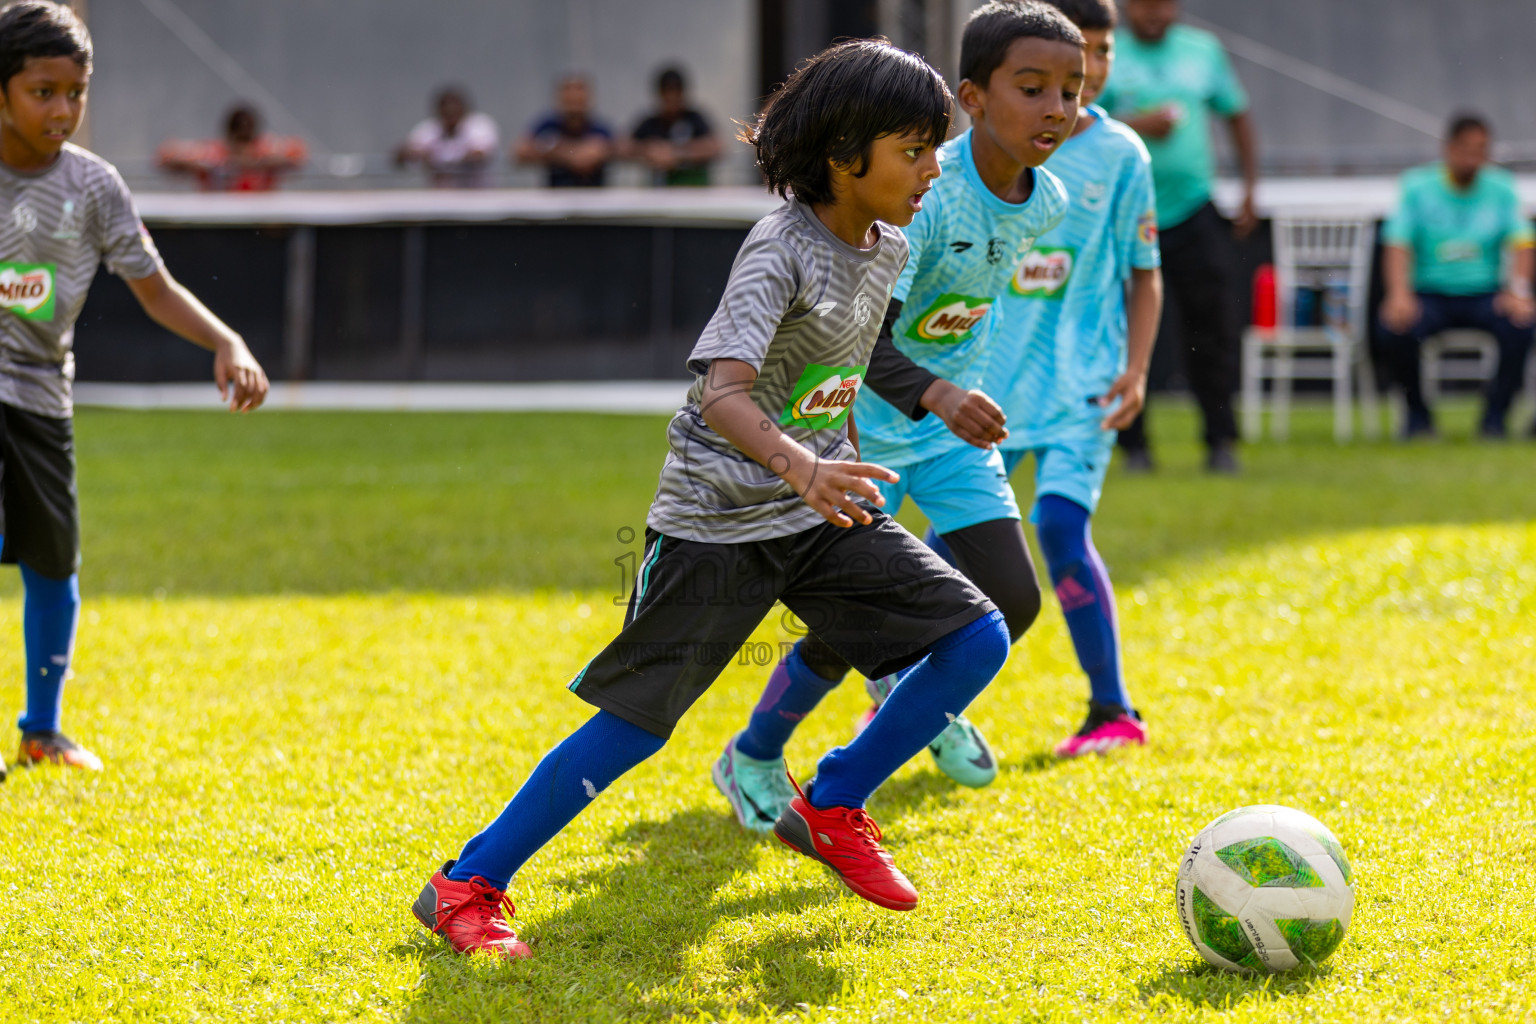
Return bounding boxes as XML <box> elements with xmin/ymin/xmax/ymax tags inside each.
<box><xmin>807</xmin><ymin>610</ymin><xmax>1008</xmax><ymax>809</ymax></box>
<box><xmin>449</xmin><ymin>709</ymin><xmax>666</xmax><ymax>889</ymax></box>
<box><xmin>17</xmin><ymin>562</ymin><xmax>81</xmax><ymax>735</ymax></box>
<box><xmin>733</xmin><ymin>641</ymin><xmax>843</xmax><ymax>762</ymax></box>
<box><xmin>1034</xmin><ymin>494</ymin><xmax>1132</xmax><ymax>711</ymax></box>
<box><xmin>923</xmin><ymin>525</ymin><xmax>956</xmax><ymax>566</ymax></box>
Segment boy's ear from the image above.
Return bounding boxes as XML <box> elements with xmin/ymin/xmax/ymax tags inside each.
<box><xmin>956</xmin><ymin>78</ymin><xmax>984</xmax><ymax>121</ymax></box>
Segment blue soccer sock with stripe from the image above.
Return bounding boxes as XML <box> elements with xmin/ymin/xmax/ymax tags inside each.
<box><xmin>1034</xmin><ymin>494</ymin><xmax>1131</xmax><ymax>711</ymax></box>
<box><xmin>807</xmin><ymin>610</ymin><xmax>1008</xmax><ymax>809</ymax></box>
<box><xmin>16</xmin><ymin>559</ymin><xmax>80</xmax><ymax>735</ymax></box>
<box><xmin>449</xmin><ymin>709</ymin><xmax>666</xmax><ymax>889</ymax></box>
<box><xmin>734</xmin><ymin>640</ymin><xmax>843</xmax><ymax>761</ymax></box>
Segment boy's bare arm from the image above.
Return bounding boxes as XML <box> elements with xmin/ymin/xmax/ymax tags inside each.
<box><xmin>126</xmin><ymin>269</ymin><xmax>269</xmax><ymax>412</ymax></box>
<box><xmin>698</xmin><ymin>358</ymin><xmax>897</xmax><ymax>528</ymax></box>
<box><xmin>1101</xmin><ymin>266</ymin><xmax>1162</xmax><ymax>430</ymax></box>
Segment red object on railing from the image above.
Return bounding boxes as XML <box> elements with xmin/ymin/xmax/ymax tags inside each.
<box><xmin>1251</xmin><ymin>263</ymin><xmax>1277</xmax><ymax>328</ymax></box>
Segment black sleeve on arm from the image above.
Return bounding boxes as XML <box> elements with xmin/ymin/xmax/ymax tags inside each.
<box><xmin>865</xmin><ymin>298</ymin><xmax>937</xmax><ymax>421</ymax></box>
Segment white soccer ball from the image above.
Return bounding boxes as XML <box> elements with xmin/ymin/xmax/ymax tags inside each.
<box><xmin>1175</xmin><ymin>805</ymin><xmax>1354</xmax><ymax>973</ymax></box>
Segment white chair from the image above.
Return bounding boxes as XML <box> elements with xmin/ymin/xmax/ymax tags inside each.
<box><xmin>1421</xmin><ymin>329</ymin><xmax>1498</xmax><ymax>405</ymax></box>
<box><xmin>1241</xmin><ymin>216</ymin><xmax>1380</xmax><ymax>442</ymax></box>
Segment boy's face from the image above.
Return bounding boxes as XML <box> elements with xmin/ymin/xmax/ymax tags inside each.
<box><xmin>1125</xmin><ymin>0</ymin><xmax>1178</xmax><ymax>42</ymax></box>
<box><xmin>1080</xmin><ymin>27</ymin><xmax>1114</xmax><ymax>107</ymax></box>
<box><xmin>837</xmin><ymin>129</ymin><xmax>942</xmax><ymax>229</ymax></box>
<box><xmin>962</xmin><ymin>37</ymin><xmax>1083</xmax><ymax>169</ymax></box>
<box><xmin>0</xmin><ymin>56</ymin><xmax>88</xmax><ymax>161</ymax></box>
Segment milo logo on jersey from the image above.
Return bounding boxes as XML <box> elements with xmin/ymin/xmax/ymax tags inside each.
<box><xmin>0</xmin><ymin>262</ymin><xmax>56</xmax><ymax>321</ymax></box>
<box><xmin>1010</xmin><ymin>246</ymin><xmax>1075</xmax><ymax>299</ymax></box>
<box><xmin>779</xmin><ymin>362</ymin><xmax>867</xmax><ymax>430</ymax></box>
<box><xmin>905</xmin><ymin>293</ymin><xmax>993</xmax><ymax>344</ymax></box>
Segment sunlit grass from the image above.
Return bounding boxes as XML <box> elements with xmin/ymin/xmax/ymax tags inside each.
<box><xmin>1</xmin><ymin>402</ymin><xmax>1533</xmax><ymax>1022</ymax></box>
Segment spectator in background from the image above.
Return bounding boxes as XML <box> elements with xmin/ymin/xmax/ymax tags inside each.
<box><xmin>626</xmin><ymin>66</ymin><xmax>721</xmax><ymax>186</ymax></box>
<box><xmin>157</xmin><ymin>104</ymin><xmax>306</xmax><ymax>191</ymax></box>
<box><xmin>397</xmin><ymin>86</ymin><xmax>499</xmax><ymax>188</ymax></box>
<box><xmin>1098</xmin><ymin>0</ymin><xmax>1257</xmax><ymax>474</ymax></box>
<box><xmin>514</xmin><ymin>74</ymin><xmax>613</xmax><ymax>188</ymax></box>
<box><xmin>1379</xmin><ymin>114</ymin><xmax>1535</xmax><ymax>440</ymax></box>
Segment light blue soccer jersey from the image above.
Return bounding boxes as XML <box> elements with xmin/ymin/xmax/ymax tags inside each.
<box><xmin>991</xmin><ymin>108</ymin><xmax>1161</xmax><ymax>450</ymax></box>
<box><xmin>854</xmin><ymin>129</ymin><xmax>1069</xmax><ymax>467</ymax></box>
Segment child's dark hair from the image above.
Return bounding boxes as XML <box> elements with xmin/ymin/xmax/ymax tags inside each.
<box><xmin>744</xmin><ymin>39</ymin><xmax>951</xmax><ymax>206</ymax></box>
<box><xmin>656</xmin><ymin>65</ymin><xmax>687</xmax><ymax>93</ymax></box>
<box><xmin>0</xmin><ymin>0</ymin><xmax>91</xmax><ymax>90</ymax></box>
<box><xmin>1044</xmin><ymin>0</ymin><xmax>1117</xmax><ymax>31</ymax></box>
<box><xmin>961</xmin><ymin>1</ymin><xmax>1084</xmax><ymax>85</ymax></box>
<box><xmin>1446</xmin><ymin>112</ymin><xmax>1490</xmax><ymax>141</ymax></box>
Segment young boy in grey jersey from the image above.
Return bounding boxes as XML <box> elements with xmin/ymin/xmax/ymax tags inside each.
<box><xmin>413</xmin><ymin>40</ymin><xmax>1011</xmax><ymax>960</ymax></box>
<box><xmin>0</xmin><ymin>2</ymin><xmax>268</xmax><ymax>780</ymax></box>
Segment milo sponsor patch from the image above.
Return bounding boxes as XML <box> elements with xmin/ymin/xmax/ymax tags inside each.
<box><xmin>779</xmin><ymin>362</ymin><xmax>866</xmax><ymax>430</ymax></box>
<box><xmin>0</xmin><ymin>262</ymin><xmax>56</xmax><ymax>321</ymax></box>
<box><xmin>1010</xmin><ymin>246</ymin><xmax>1075</xmax><ymax>299</ymax></box>
<box><xmin>905</xmin><ymin>292</ymin><xmax>993</xmax><ymax>344</ymax></box>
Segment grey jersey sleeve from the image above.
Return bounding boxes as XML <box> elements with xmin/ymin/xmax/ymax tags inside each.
<box><xmin>99</xmin><ymin>166</ymin><xmax>162</xmax><ymax>281</ymax></box>
<box><xmin>686</xmin><ymin>238</ymin><xmax>803</xmax><ymax>374</ymax></box>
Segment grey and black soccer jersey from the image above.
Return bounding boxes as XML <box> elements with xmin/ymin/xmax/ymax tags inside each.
<box><xmin>647</xmin><ymin>199</ymin><xmax>907</xmax><ymax>543</ymax></box>
<box><xmin>0</xmin><ymin>143</ymin><xmax>163</xmax><ymax>417</ymax></box>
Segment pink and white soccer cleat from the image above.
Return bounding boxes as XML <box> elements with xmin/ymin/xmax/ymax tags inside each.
<box><xmin>1054</xmin><ymin>701</ymin><xmax>1147</xmax><ymax>758</ymax></box>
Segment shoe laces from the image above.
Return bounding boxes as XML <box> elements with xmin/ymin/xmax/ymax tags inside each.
<box><xmin>840</xmin><ymin>808</ymin><xmax>885</xmax><ymax>848</ymax></box>
<box><xmin>434</xmin><ymin>876</ymin><xmax>516</xmax><ymax>937</ymax></box>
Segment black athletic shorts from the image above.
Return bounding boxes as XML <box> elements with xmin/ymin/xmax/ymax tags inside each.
<box><xmin>0</xmin><ymin>401</ymin><xmax>80</xmax><ymax>580</ymax></box>
<box><xmin>570</xmin><ymin>509</ymin><xmax>996</xmax><ymax>738</ymax></box>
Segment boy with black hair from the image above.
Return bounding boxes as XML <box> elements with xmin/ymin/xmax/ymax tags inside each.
<box><xmin>0</xmin><ymin>0</ymin><xmax>268</xmax><ymax>781</ymax></box>
<box><xmin>954</xmin><ymin>0</ymin><xmax>1162</xmax><ymax>756</ymax></box>
<box><xmin>414</xmin><ymin>40</ymin><xmax>1010</xmax><ymax>959</ymax></box>
<box><xmin>714</xmin><ymin>0</ymin><xmax>1083</xmax><ymax>829</ymax></box>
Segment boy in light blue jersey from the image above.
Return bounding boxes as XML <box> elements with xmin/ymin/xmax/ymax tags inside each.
<box><xmin>713</xmin><ymin>1</ymin><xmax>1084</xmax><ymax>831</ymax></box>
<box><xmin>934</xmin><ymin>0</ymin><xmax>1163</xmax><ymax>757</ymax></box>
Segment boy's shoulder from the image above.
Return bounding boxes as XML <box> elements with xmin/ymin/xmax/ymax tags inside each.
<box><xmin>1398</xmin><ymin>163</ymin><xmax>1442</xmax><ymax>194</ymax></box>
<box><xmin>1088</xmin><ymin>111</ymin><xmax>1153</xmax><ymax>165</ymax></box>
<box><xmin>1033</xmin><ymin>164</ymin><xmax>1070</xmax><ymax>218</ymax></box>
<box><xmin>1165</xmin><ymin>23</ymin><xmax>1225</xmax><ymax>57</ymax></box>
<box><xmin>35</xmin><ymin>143</ymin><xmax>132</xmax><ymax>200</ymax></box>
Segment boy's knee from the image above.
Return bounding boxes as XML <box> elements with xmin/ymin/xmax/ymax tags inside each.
<box><xmin>19</xmin><ymin>563</ymin><xmax>79</xmax><ymax>603</ymax></box>
<box><xmin>971</xmin><ymin>610</ymin><xmax>1011</xmax><ymax>676</ymax></box>
<box><xmin>996</xmin><ymin>579</ymin><xmax>1041</xmax><ymax>643</ymax></box>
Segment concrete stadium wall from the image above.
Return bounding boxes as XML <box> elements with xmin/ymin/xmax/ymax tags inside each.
<box><xmin>83</xmin><ymin>0</ymin><xmax>757</xmax><ymax>186</ymax></box>
<box><xmin>1171</xmin><ymin>0</ymin><xmax>1536</xmax><ymax>173</ymax></box>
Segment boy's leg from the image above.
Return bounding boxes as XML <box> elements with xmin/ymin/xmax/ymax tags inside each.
<box><xmin>770</xmin><ymin>512</ymin><xmax>1007</xmax><ymax>908</ymax></box>
<box><xmin>715</xmin><ymin>471</ymin><xmax>912</xmax><ymax>827</ymax></box>
<box><xmin>418</xmin><ymin>530</ymin><xmax>780</xmax><ymax>954</ymax></box>
<box><xmin>1031</xmin><ymin>442</ymin><xmax>1147</xmax><ymax>757</ymax></box>
<box><xmin>0</xmin><ymin>405</ymin><xmax>96</xmax><ymax>770</ymax></box>
<box><xmin>448</xmin><ymin>709</ymin><xmax>668</xmax><ymax>888</ymax></box>
<box><xmin>1378</xmin><ymin>294</ymin><xmax>1448</xmax><ymax>435</ymax></box>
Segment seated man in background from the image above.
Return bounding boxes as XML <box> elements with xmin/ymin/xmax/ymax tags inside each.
<box><xmin>514</xmin><ymin>74</ymin><xmax>614</xmax><ymax>188</ymax></box>
<box><xmin>397</xmin><ymin>86</ymin><xmax>499</xmax><ymax>188</ymax></box>
<box><xmin>157</xmin><ymin>104</ymin><xmax>306</xmax><ymax>191</ymax></box>
<box><xmin>626</xmin><ymin>66</ymin><xmax>720</xmax><ymax>186</ymax></box>
<box><xmin>1379</xmin><ymin>113</ymin><xmax>1535</xmax><ymax>439</ymax></box>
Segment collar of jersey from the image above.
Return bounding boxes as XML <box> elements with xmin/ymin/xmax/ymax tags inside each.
<box><xmin>790</xmin><ymin>198</ymin><xmax>886</xmax><ymax>263</ymax></box>
<box><xmin>956</xmin><ymin>129</ymin><xmax>1039</xmax><ymax>217</ymax></box>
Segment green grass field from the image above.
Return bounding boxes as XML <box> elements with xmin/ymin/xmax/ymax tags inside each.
<box><xmin>2</xmin><ymin>401</ymin><xmax>1533</xmax><ymax>1023</ymax></box>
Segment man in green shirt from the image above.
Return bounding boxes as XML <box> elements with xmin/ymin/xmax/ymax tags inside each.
<box><xmin>1380</xmin><ymin>114</ymin><xmax>1535</xmax><ymax>439</ymax></box>
<box><xmin>1098</xmin><ymin>0</ymin><xmax>1258</xmax><ymax>473</ymax></box>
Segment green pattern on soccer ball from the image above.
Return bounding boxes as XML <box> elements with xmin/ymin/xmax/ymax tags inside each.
<box><xmin>1192</xmin><ymin>886</ymin><xmax>1265</xmax><ymax>972</ymax></box>
<box><xmin>1216</xmin><ymin>836</ymin><xmax>1324</xmax><ymax>888</ymax></box>
<box><xmin>1274</xmin><ymin>917</ymin><xmax>1346</xmax><ymax>966</ymax></box>
<box><xmin>1311</xmin><ymin>829</ymin><xmax>1353</xmax><ymax>886</ymax></box>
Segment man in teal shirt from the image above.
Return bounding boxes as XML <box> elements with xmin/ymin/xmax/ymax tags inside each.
<box><xmin>1098</xmin><ymin>0</ymin><xmax>1258</xmax><ymax>472</ymax></box>
<box><xmin>1380</xmin><ymin>114</ymin><xmax>1535</xmax><ymax>439</ymax></box>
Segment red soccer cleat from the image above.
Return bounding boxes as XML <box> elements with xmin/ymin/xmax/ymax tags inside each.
<box><xmin>16</xmin><ymin>731</ymin><xmax>102</xmax><ymax>772</ymax></box>
<box><xmin>412</xmin><ymin>862</ymin><xmax>532</xmax><ymax>959</ymax></box>
<box><xmin>773</xmin><ymin>772</ymin><xmax>919</xmax><ymax>911</ymax></box>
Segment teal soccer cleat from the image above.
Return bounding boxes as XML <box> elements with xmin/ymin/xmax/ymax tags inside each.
<box><xmin>712</xmin><ymin>734</ymin><xmax>796</xmax><ymax>832</ymax></box>
<box><xmin>862</xmin><ymin>674</ymin><xmax>999</xmax><ymax>789</ymax></box>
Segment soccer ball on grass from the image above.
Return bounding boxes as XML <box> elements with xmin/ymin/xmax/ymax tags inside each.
<box><xmin>1175</xmin><ymin>804</ymin><xmax>1354</xmax><ymax>973</ymax></box>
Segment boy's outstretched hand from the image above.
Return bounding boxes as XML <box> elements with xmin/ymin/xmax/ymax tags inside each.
<box><xmin>1098</xmin><ymin>369</ymin><xmax>1147</xmax><ymax>431</ymax></box>
<box><xmin>782</xmin><ymin>457</ymin><xmax>898</xmax><ymax>528</ymax></box>
<box><xmin>215</xmin><ymin>338</ymin><xmax>270</xmax><ymax>412</ymax></box>
<box><xmin>921</xmin><ymin>378</ymin><xmax>1008</xmax><ymax>448</ymax></box>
